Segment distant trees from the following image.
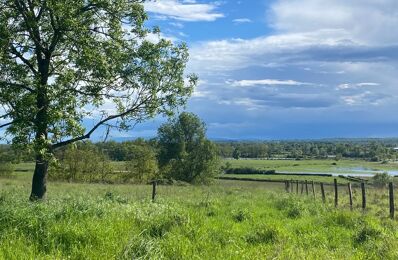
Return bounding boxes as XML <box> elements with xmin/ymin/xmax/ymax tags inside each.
<box><xmin>216</xmin><ymin>140</ymin><xmax>398</xmax><ymax>161</ymax></box>
<box><xmin>157</xmin><ymin>112</ymin><xmax>220</xmax><ymax>184</ymax></box>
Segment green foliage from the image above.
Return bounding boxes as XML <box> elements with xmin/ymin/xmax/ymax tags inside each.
<box><xmin>157</xmin><ymin>112</ymin><xmax>220</xmax><ymax>184</ymax></box>
<box><xmin>49</xmin><ymin>144</ymin><xmax>114</xmax><ymax>183</ymax></box>
<box><xmin>0</xmin><ymin>1</ymin><xmax>196</xmax><ymax>198</ymax></box>
<box><xmin>224</xmin><ymin>167</ymin><xmax>276</xmax><ymax>175</ymax></box>
<box><xmin>124</xmin><ymin>143</ymin><xmax>159</xmax><ymax>183</ymax></box>
<box><xmin>232</xmin><ymin>147</ymin><xmax>241</xmax><ymax>160</ymax></box>
<box><xmin>372</xmin><ymin>172</ymin><xmax>392</xmax><ymax>188</ymax></box>
<box><xmin>216</xmin><ymin>139</ymin><xmax>398</xmax><ymax>160</ymax></box>
<box><xmin>0</xmin><ymin>163</ymin><xmax>13</xmax><ymax>177</ymax></box>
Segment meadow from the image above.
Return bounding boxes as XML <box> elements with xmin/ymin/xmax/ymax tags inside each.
<box><xmin>225</xmin><ymin>158</ymin><xmax>398</xmax><ymax>174</ymax></box>
<box><xmin>1</xmin><ymin>168</ymin><xmax>398</xmax><ymax>259</ymax></box>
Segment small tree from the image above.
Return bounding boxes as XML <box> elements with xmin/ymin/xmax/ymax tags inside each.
<box><xmin>157</xmin><ymin>112</ymin><xmax>219</xmax><ymax>184</ymax></box>
<box><xmin>232</xmin><ymin>148</ymin><xmax>241</xmax><ymax>160</ymax></box>
<box><xmin>0</xmin><ymin>1</ymin><xmax>196</xmax><ymax>199</ymax></box>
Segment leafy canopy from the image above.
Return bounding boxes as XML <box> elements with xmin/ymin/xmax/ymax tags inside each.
<box><xmin>0</xmin><ymin>0</ymin><xmax>196</xmax><ymax>153</ymax></box>
<box><xmin>157</xmin><ymin>112</ymin><xmax>219</xmax><ymax>184</ymax></box>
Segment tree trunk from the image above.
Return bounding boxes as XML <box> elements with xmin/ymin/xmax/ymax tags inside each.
<box><xmin>30</xmin><ymin>155</ymin><xmax>49</xmax><ymax>200</ymax></box>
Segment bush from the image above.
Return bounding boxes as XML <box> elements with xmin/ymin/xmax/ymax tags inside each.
<box><xmin>0</xmin><ymin>162</ymin><xmax>14</xmax><ymax>177</ymax></box>
<box><xmin>224</xmin><ymin>167</ymin><xmax>276</xmax><ymax>175</ymax></box>
<box><xmin>49</xmin><ymin>145</ymin><xmax>114</xmax><ymax>183</ymax></box>
<box><xmin>372</xmin><ymin>172</ymin><xmax>392</xmax><ymax>188</ymax></box>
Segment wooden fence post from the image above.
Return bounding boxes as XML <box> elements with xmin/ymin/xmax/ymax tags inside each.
<box><xmin>348</xmin><ymin>183</ymin><xmax>353</xmax><ymax>211</ymax></box>
<box><xmin>305</xmin><ymin>180</ymin><xmax>309</xmax><ymax>195</ymax></box>
<box><xmin>334</xmin><ymin>178</ymin><xmax>338</xmax><ymax>207</ymax></box>
<box><xmin>290</xmin><ymin>180</ymin><xmax>294</xmax><ymax>193</ymax></box>
<box><xmin>361</xmin><ymin>182</ymin><xmax>366</xmax><ymax>211</ymax></box>
<box><xmin>301</xmin><ymin>181</ymin><xmax>304</xmax><ymax>194</ymax></box>
<box><xmin>389</xmin><ymin>182</ymin><xmax>394</xmax><ymax>219</ymax></box>
<box><xmin>320</xmin><ymin>183</ymin><xmax>326</xmax><ymax>203</ymax></box>
<box><xmin>296</xmin><ymin>180</ymin><xmax>299</xmax><ymax>194</ymax></box>
<box><xmin>152</xmin><ymin>181</ymin><xmax>157</xmax><ymax>202</ymax></box>
<box><xmin>311</xmin><ymin>181</ymin><xmax>315</xmax><ymax>199</ymax></box>
<box><xmin>285</xmin><ymin>181</ymin><xmax>289</xmax><ymax>193</ymax></box>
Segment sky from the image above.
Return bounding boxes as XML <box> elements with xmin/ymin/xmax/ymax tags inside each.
<box><xmin>121</xmin><ymin>0</ymin><xmax>398</xmax><ymax>140</ymax></box>
<box><xmin>3</xmin><ymin>0</ymin><xmax>398</xmax><ymax>141</ymax></box>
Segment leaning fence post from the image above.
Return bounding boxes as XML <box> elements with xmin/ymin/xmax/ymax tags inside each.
<box><xmin>296</xmin><ymin>181</ymin><xmax>299</xmax><ymax>194</ymax></box>
<box><xmin>334</xmin><ymin>178</ymin><xmax>338</xmax><ymax>207</ymax></box>
<box><xmin>320</xmin><ymin>183</ymin><xmax>326</xmax><ymax>203</ymax></box>
<box><xmin>152</xmin><ymin>181</ymin><xmax>157</xmax><ymax>202</ymax></box>
<box><xmin>305</xmin><ymin>180</ymin><xmax>309</xmax><ymax>195</ymax></box>
<box><xmin>361</xmin><ymin>182</ymin><xmax>366</xmax><ymax>211</ymax></box>
<box><xmin>348</xmin><ymin>183</ymin><xmax>353</xmax><ymax>211</ymax></box>
<box><xmin>389</xmin><ymin>182</ymin><xmax>394</xmax><ymax>219</ymax></box>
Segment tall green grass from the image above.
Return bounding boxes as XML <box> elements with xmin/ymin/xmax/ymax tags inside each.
<box><xmin>0</xmin><ymin>179</ymin><xmax>398</xmax><ymax>259</ymax></box>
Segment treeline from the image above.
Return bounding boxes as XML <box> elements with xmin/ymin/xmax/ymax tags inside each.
<box><xmin>50</xmin><ymin>113</ymin><xmax>219</xmax><ymax>184</ymax></box>
<box><xmin>216</xmin><ymin>140</ymin><xmax>398</xmax><ymax>161</ymax></box>
<box><xmin>92</xmin><ymin>139</ymin><xmax>398</xmax><ymax>162</ymax></box>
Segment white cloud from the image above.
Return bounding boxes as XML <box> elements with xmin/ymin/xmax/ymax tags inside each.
<box><xmin>188</xmin><ymin>29</ymin><xmax>359</xmax><ymax>72</ymax></box>
<box><xmin>270</xmin><ymin>0</ymin><xmax>398</xmax><ymax>45</ymax></box>
<box><xmin>230</xmin><ymin>79</ymin><xmax>308</xmax><ymax>87</ymax></box>
<box><xmin>144</xmin><ymin>0</ymin><xmax>224</xmax><ymax>22</ymax></box>
<box><xmin>233</xmin><ymin>18</ymin><xmax>252</xmax><ymax>24</ymax></box>
<box><xmin>337</xmin><ymin>82</ymin><xmax>380</xmax><ymax>90</ymax></box>
<box><xmin>145</xmin><ymin>32</ymin><xmax>178</xmax><ymax>43</ymax></box>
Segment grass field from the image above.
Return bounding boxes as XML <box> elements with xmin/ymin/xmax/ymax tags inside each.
<box><xmin>1</xmin><ymin>173</ymin><xmax>398</xmax><ymax>259</ymax></box>
<box><xmin>225</xmin><ymin>158</ymin><xmax>398</xmax><ymax>174</ymax></box>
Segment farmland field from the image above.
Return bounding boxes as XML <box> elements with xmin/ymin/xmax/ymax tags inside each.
<box><xmin>1</xmin><ymin>170</ymin><xmax>398</xmax><ymax>259</ymax></box>
<box><xmin>225</xmin><ymin>158</ymin><xmax>398</xmax><ymax>174</ymax></box>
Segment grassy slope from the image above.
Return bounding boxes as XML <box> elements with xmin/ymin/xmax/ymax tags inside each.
<box><xmin>1</xmin><ymin>177</ymin><xmax>398</xmax><ymax>259</ymax></box>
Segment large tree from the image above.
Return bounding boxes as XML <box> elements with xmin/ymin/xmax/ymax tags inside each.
<box><xmin>0</xmin><ymin>0</ymin><xmax>196</xmax><ymax>200</ymax></box>
<box><xmin>157</xmin><ymin>112</ymin><xmax>219</xmax><ymax>184</ymax></box>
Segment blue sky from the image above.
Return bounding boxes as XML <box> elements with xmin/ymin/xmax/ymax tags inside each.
<box><xmin>92</xmin><ymin>0</ymin><xmax>398</xmax><ymax>140</ymax></box>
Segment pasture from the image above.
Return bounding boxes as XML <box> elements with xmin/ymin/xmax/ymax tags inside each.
<box><xmin>225</xmin><ymin>158</ymin><xmax>398</xmax><ymax>174</ymax></box>
<box><xmin>1</xmin><ymin>167</ymin><xmax>398</xmax><ymax>259</ymax></box>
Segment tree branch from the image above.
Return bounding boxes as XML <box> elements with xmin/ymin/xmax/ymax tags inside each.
<box><xmin>0</xmin><ymin>121</ymin><xmax>14</xmax><ymax>129</ymax></box>
<box><xmin>9</xmin><ymin>45</ymin><xmax>38</xmax><ymax>74</ymax></box>
<box><xmin>52</xmin><ymin>101</ymin><xmax>146</xmax><ymax>149</ymax></box>
<box><xmin>0</xmin><ymin>81</ymin><xmax>35</xmax><ymax>92</ymax></box>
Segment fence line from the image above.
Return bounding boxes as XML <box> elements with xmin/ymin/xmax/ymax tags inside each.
<box><xmin>214</xmin><ymin>176</ymin><xmax>395</xmax><ymax>220</ymax></box>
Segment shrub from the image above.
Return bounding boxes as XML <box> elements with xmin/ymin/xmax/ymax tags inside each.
<box><xmin>0</xmin><ymin>163</ymin><xmax>14</xmax><ymax>177</ymax></box>
<box><xmin>224</xmin><ymin>167</ymin><xmax>276</xmax><ymax>175</ymax></box>
<box><xmin>49</xmin><ymin>145</ymin><xmax>114</xmax><ymax>183</ymax></box>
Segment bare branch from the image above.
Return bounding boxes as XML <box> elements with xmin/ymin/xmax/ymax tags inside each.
<box><xmin>52</xmin><ymin>100</ymin><xmax>147</xmax><ymax>149</ymax></box>
<box><xmin>0</xmin><ymin>121</ymin><xmax>14</xmax><ymax>129</ymax></box>
<box><xmin>0</xmin><ymin>113</ymin><xmax>10</xmax><ymax>119</ymax></box>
